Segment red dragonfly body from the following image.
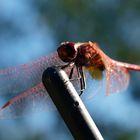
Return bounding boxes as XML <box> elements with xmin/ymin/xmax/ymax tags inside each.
<box><xmin>0</xmin><ymin>42</ymin><xmax>140</xmax><ymax>118</ymax></box>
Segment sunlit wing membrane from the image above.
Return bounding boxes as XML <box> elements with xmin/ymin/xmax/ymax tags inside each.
<box><xmin>86</xmin><ymin>66</ymin><xmax>104</xmax><ymax>80</ymax></box>
<box><xmin>0</xmin><ymin>67</ymin><xmax>82</xmax><ymax>119</ymax></box>
<box><xmin>90</xmin><ymin>45</ymin><xmax>130</xmax><ymax>96</ymax></box>
<box><xmin>0</xmin><ymin>83</ymin><xmax>54</xmax><ymax>119</ymax></box>
<box><xmin>106</xmin><ymin>61</ymin><xmax>130</xmax><ymax>95</ymax></box>
<box><xmin>0</xmin><ymin>52</ymin><xmax>63</xmax><ymax>96</ymax></box>
<box><xmin>81</xmin><ymin>68</ymin><xmax>106</xmax><ymax>100</ymax></box>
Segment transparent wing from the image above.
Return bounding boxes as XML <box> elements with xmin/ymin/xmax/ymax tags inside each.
<box><xmin>106</xmin><ymin>60</ymin><xmax>130</xmax><ymax>95</ymax></box>
<box><xmin>0</xmin><ymin>83</ymin><xmax>54</xmax><ymax>119</ymax></box>
<box><xmin>83</xmin><ymin>70</ymin><xmax>106</xmax><ymax>100</ymax></box>
<box><xmin>88</xmin><ymin>42</ymin><xmax>131</xmax><ymax>95</ymax></box>
<box><xmin>0</xmin><ymin>52</ymin><xmax>64</xmax><ymax>96</ymax></box>
<box><xmin>0</xmin><ymin>67</ymin><xmax>81</xmax><ymax>119</ymax></box>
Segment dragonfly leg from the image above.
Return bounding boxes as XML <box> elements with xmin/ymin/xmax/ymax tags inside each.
<box><xmin>57</xmin><ymin>63</ymin><xmax>86</xmax><ymax>96</ymax></box>
<box><xmin>60</xmin><ymin>63</ymin><xmax>76</xmax><ymax>79</ymax></box>
<box><xmin>68</xmin><ymin>66</ymin><xmax>81</xmax><ymax>81</ymax></box>
<box><xmin>77</xmin><ymin>66</ymin><xmax>86</xmax><ymax>96</ymax></box>
<box><xmin>61</xmin><ymin>63</ymin><xmax>75</xmax><ymax>70</ymax></box>
<box><xmin>69</xmin><ymin>66</ymin><xmax>74</xmax><ymax>79</ymax></box>
<box><xmin>56</xmin><ymin>62</ymin><xmax>78</xmax><ymax>80</ymax></box>
<box><xmin>55</xmin><ymin>62</ymin><xmax>74</xmax><ymax>70</ymax></box>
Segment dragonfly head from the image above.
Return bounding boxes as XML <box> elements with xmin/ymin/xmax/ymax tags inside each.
<box><xmin>57</xmin><ymin>42</ymin><xmax>78</xmax><ymax>63</ymax></box>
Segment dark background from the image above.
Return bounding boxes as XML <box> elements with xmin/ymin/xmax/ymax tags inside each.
<box><xmin>0</xmin><ymin>0</ymin><xmax>140</xmax><ymax>140</ymax></box>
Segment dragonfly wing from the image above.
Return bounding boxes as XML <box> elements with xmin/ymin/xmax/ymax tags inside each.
<box><xmin>0</xmin><ymin>83</ymin><xmax>54</xmax><ymax>119</ymax></box>
<box><xmin>106</xmin><ymin>61</ymin><xmax>130</xmax><ymax>95</ymax></box>
<box><xmin>0</xmin><ymin>67</ymin><xmax>81</xmax><ymax>119</ymax></box>
<box><xmin>0</xmin><ymin>52</ymin><xmax>64</xmax><ymax>96</ymax></box>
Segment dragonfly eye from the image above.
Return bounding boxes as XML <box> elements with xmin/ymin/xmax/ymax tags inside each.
<box><xmin>57</xmin><ymin>42</ymin><xmax>77</xmax><ymax>62</ymax></box>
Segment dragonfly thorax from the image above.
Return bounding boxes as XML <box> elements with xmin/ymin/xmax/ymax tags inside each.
<box><xmin>75</xmin><ymin>43</ymin><xmax>105</xmax><ymax>70</ymax></box>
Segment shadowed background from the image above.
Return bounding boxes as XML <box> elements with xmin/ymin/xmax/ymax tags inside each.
<box><xmin>0</xmin><ymin>0</ymin><xmax>140</xmax><ymax>140</ymax></box>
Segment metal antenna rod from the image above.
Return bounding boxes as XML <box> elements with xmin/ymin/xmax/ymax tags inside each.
<box><xmin>42</xmin><ymin>66</ymin><xmax>104</xmax><ymax>140</ymax></box>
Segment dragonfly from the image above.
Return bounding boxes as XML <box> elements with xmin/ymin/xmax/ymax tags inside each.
<box><xmin>0</xmin><ymin>41</ymin><xmax>140</xmax><ymax>119</ymax></box>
